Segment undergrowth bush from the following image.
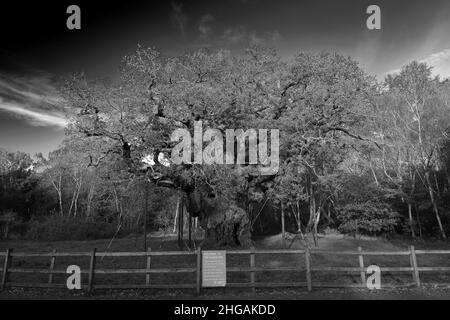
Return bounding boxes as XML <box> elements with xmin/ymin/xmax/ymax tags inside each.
<box><xmin>25</xmin><ymin>216</ymin><xmax>122</xmax><ymax>241</ymax></box>
<box><xmin>337</xmin><ymin>202</ymin><xmax>400</xmax><ymax>236</ymax></box>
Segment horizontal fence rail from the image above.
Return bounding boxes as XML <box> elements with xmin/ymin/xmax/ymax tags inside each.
<box><xmin>1</xmin><ymin>246</ymin><xmax>450</xmax><ymax>292</ymax></box>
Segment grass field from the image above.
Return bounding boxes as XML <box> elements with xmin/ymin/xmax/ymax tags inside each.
<box><xmin>1</xmin><ymin>233</ymin><xmax>450</xmax><ymax>299</ymax></box>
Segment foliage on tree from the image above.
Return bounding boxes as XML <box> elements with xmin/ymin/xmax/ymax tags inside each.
<box><xmin>2</xmin><ymin>47</ymin><xmax>450</xmax><ymax>244</ymax></box>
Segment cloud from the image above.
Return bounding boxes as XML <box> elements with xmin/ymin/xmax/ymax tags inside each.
<box><xmin>0</xmin><ymin>68</ymin><xmax>68</xmax><ymax>128</ymax></box>
<box><xmin>222</xmin><ymin>26</ymin><xmax>247</xmax><ymax>44</ymax></box>
<box><xmin>0</xmin><ymin>75</ymin><xmax>62</xmax><ymax>108</ymax></box>
<box><xmin>422</xmin><ymin>48</ymin><xmax>450</xmax><ymax>65</ymax></box>
<box><xmin>0</xmin><ymin>98</ymin><xmax>67</xmax><ymax>127</ymax></box>
<box><xmin>385</xmin><ymin>48</ymin><xmax>450</xmax><ymax>79</ymax></box>
<box><xmin>421</xmin><ymin>48</ymin><xmax>450</xmax><ymax>79</ymax></box>
<box><xmin>198</xmin><ymin>13</ymin><xmax>215</xmax><ymax>38</ymax></box>
<box><xmin>170</xmin><ymin>2</ymin><xmax>189</xmax><ymax>36</ymax></box>
<box><xmin>220</xmin><ymin>26</ymin><xmax>281</xmax><ymax>47</ymax></box>
<box><xmin>249</xmin><ymin>31</ymin><xmax>281</xmax><ymax>46</ymax></box>
<box><xmin>191</xmin><ymin>23</ymin><xmax>281</xmax><ymax>51</ymax></box>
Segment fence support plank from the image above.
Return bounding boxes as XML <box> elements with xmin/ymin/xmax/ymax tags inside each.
<box><xmin>1</xmin><ymin>249</ymin><xmax>12</xmax><ymax>290</ymax></box>
<box><xmin>88</xmin><ymin>248</ymin><xmax>96</xmax><ymax>292</ymax></box>
<box><xmin>410</xmin><ymin>246</ymin><xmax>421</xmax><ymax>288</ymax></box>
<box><xmin>305</xmin><ymin>247</ymin><xmax>312</xmax><ymax>291</ymax></box>
<box><xmin>48</xmin><ymin>249</ymin><xmax>57</xmax><ymax>285</ymax></box>
<box><xmin>358</xmin><ymin>247</ymin><xmax>366</xmax><ymax>285</ymax></box>
<box><xmin>196</xmin><ymin>248</ymin><xmax>201</xmax><ymax>294</ymax></box>
<box><xmin>250</xmin><ymin>247</ymin><xmax>256</xmax><ymax>293</ymax></box>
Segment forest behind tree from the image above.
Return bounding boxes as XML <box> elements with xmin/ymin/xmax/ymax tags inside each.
<box><xmin>1</xmin><ymin>45</ymin><xmax>450</xmax><ymax>246</ymax></box>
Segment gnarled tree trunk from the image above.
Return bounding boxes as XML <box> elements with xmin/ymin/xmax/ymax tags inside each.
<box><xmin>187</xmin><ymin>190</ymin><xmax>252</xmax><ymax>248</ymax></box>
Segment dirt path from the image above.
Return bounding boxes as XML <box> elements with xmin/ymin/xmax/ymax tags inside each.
<box><xmin>1</xmin><ymin>287</ymin><xmax>450</xmax><ymax>300</ymax></box>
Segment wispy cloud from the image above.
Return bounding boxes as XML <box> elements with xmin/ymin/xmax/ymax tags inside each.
<box><xmin>0</xmin><ymin>75</ymin><xmax>62</xmax><ymax>107</ymax></box>
<box><xmin>195</xmin><ymin>24</ymin><xmax>281</xmax><ymax>49</ymax></box>
<box><xmin>421</xmin><ymin>48</ymin><xmax>450</xmax><ymax>79</ymax></box>
<box><xmin>220</xmin><ymin>26</ymin><xmax>281</xmax><ymax>48</ymax></box>
<box><xmin>0</xmin><ymin>98</ymin><xmax>67</xmax><ymax>127</ymax></box>
<box><xmin>0</xmin><ymin>66</ymin><xmax>68</xmax><ymax>128</ymax></box>
<box><xmin>385</xmin><ymin>48</ymin><xmax>450</xmax><ymax>79</ymax></box>
<box><xmin>170</xmin><ymin>2</ymin><xmax>189</xmax><ymax>36</ymax></box>
<box><xmin>221</xmin><ymin>26</ymin><xmax>247</xmax><ymax>44</ymax></box>
<box><xmin>198</xmin><ymin>13</ymin><xmax>215</xmax><ymax>38</ymax></box>
<box><xmin>422</xmin><ymin>48</ymin><xmax>450</xmax><ymax>66</ymax></box>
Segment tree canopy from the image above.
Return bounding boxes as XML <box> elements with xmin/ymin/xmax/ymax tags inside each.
<box><xmin>2</xmin><ymin>46</ymin><xmax>450</xmax><ymax>245</ymax></box>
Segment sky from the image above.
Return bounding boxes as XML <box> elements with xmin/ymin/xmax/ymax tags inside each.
<box><xmin>1</xmin><ymin>0</ymin><xmax>450</xmax><ymax>156</ymax></box>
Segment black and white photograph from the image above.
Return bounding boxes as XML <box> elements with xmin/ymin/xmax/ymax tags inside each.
<box><xmin>1</xmin><ymin>0</ymin><xmax>450</xmax><ymax>310</ymax></box>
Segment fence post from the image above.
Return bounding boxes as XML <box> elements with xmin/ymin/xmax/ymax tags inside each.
<box><xmin>196</xmin><ymin>247</ymin><xmax>202</xmax><ymax>294</ymax></box>
<box><xmin>281</xmin><ymin>204</ymin><xmax>286</xmax><ymax>249</ymax></box>
<box><xmin>305</xmin><ymin>247</ymin><xmax>312</xmax><ymax>291</ymax></box>
<box><xmin>48</xmin><ymin>249</ymin><xmax>57</xmax><ymax>285</ymax></box>
<box><xmin>1</xmin><ymin>249</ymin><xmax>12</xmax><ymax>290</ymax></box>
<box><xmin>146</xmin><ymin>248</ymin><xmax>152</xmax><ymax>286</ymax></box>
<box><xmin>188</xmin><ymin>210</ymin><xmax>192</xmax><ymax>249</ymax></box>
<box><xmin>410</xmin><ymin>246</ymin><xmax>421</xmax><ymax>288</ymax></box>
<box><xmin>250</xmin><ymin>247</ymin><xmax>256</xmax><ymax>293</ymax></box>
<box><xmin>358</xmin><ymin>247</ymin><xmax>366</xmax><ymax>286</ymax></box>
<box><xmin>88</xmin><ymin>248</ymin><xmax>96</xmax><ymax>292</ymax></box>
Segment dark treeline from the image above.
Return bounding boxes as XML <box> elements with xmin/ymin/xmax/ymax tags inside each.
<box><xmin>1</xmin><ymin>46</ymin><xmax>450</xmax><ymax>245</ymax></box>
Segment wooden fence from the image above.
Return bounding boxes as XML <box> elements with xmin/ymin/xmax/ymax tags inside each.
<box><xmin>1</xmin><ymin>246</ymin><xmax>449</xmax><ymax>293</ymax></box>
